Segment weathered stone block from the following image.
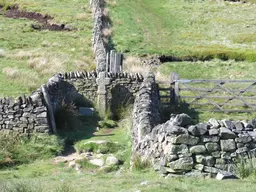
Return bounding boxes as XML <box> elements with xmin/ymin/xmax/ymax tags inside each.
<box><xmin>203</xmin><ymin>166</ymin><xmax>219</xmax><ymax>174</ymax></box>
<box><xmin>205</xmin><ymin>142</ymin><xmax>220</xmax><ymax>152</ymax></box>
<box><xmin>201</xmin><ymin>136</ymin><xmax>220</xmax><ymax>143</ymax></box>
<box><xmin>188</xmin><ymin>124</ymin><xmax>208</xmax><ymax>136</ymax></box>
<box><xmin>222</xmin><ymin>120</ymin><xmax>235</xmax><ymax>130</ymax></box>
<box><xmin>194</xmin><ymin>164</ymin><xmax>204</xmax><ymax>171</ymax></box>
<box><xmin>169</xmin><ymin>113</ymin><xmax>192</xmax><ymax>127</ymax></box>
<box><xmin>235</xmin><ymin>134</ymin><xmax>252</xmax><ymax>143</ymax></box>
<box><xmin>220</xmin><ymin>139</ymin><xmax>236</xmax><ymax>152</ymax></box>
<box><xmin>208</xmin><ymin>118</ymin><xmax>220</xmax><ymax>128</ymax></box>
<box><xmin>168</xmin><ymin>157</ymin><xmax>194</xmax><ymax>172</ymax></box>
<box><xmin>209</xmin><ymin>129</ymin><xmax>219</xmax><ymax>136</ymax></box>
<box><xmin>212</xmin><ymin>151</ymin><xmax>221</xmax><ymax>158</ymax></box>
<box><xmin>170</xmin><ymin>134</ymin><xmax>199</xmax><ymax>145</ymax></box>
<box><xmin>166</xmin><ymin>126</ymin><xmax>188</xmax><ymax>135</ymax></box>
<box><xmin>195</xmin><ymin>155</ymin><xmax>215</xmax><ymax>166</ymax></box>
<box><xmin>189</xmin><ymin>145</ymin><xmax>206</xmax><ymax>154</ymax></box>
<box><xmin>220</xmin><ymin>127</ymin><xmax>236</xmax><ymax>139</ymax></box>
<box><xmin>164</xmin><ymin>144</ymin><xmax>189</xmax><ymax>155</ymax></box>
<box><xmin>234</xmin><ymin>121</ymin><xmax>244</xmax><ymax>131</ymax></box>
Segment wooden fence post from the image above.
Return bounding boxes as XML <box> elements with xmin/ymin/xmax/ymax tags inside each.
<box><xmin>170</xmin><ymin>72</ymin><xmax>179</xmax><ymax>105</ymax></box>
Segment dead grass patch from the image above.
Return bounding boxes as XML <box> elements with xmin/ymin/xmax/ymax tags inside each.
<box><xmin>7</xmin><ymin>50</ymin><xmax>42</xmax><ymax>59</ymax></box>
<box><xmin>103</xmin><ymin>8</ymin><xmax>109</xmax><ymax>17</ymax></box>
<box><xmin>27</xmin><ymin>54</ymin><xmax>68</xmax><ymax>75</ymax></box>
<box><xmin>106</xmin><ymin>0</ymin><xmax>117</xmax><ymax>6</ymax></box>
<box><xmin>102</xmin><ymin>28</ymin><xmax>112</xmax><ymax>37</ymax></box>
<box><xmin>2</xmin><ymin>67</ymin><xmax>40</xmax><ymax>91</ymax></box>
<box><xmin>75</xmin><ymin>13</ymin><xmax>90</xmax><ymax>20</ymax></box>
<box><xmin>123</xmin><ymin>56</ymin><xmax>152</xmax><ymax>76</ymax></box>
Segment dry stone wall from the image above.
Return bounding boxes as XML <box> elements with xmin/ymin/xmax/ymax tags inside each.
<box><xmin>0</xmin><ymin>92</ymin><xmax>50</xmax><ymax>135</ymax></box>
<box><xmin>132</xmin><ymin>111</ymin><xmax>256</xmax><ymax>177</ymax></box>
<box><xmin>0</xmin><ymin>70</ymin><xmax>144</xmax><ymax>135</ymax></box>
<box><xmin>90</xmin><ymin>0</ymin><xmax>108</xmax><ymax>72</ymax></box>
<box><xmin>106</xmin><ymin>72</ymin><xmax>144</xmax><ymax>113</ymax></box>
<box><xmin>132</xmin><ymin>73</ymin><xmax>161</xmax><ymax>160</ymax></box>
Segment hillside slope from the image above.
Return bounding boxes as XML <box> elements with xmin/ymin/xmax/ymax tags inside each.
<box><xmin>0</xmin><ymin>0</ymin><xmax>93</xmax><ymax>96</ymax></box>
<box><xmin>109</xmin><ymin>0</ymin><xmax>256</xmax><ymax>61</ymax></box>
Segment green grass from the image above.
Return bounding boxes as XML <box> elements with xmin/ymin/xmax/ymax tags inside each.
<box><xmin>109</xmin><ymin>0</ymin><xmax>256</xmax><ymax>61</ymax></box>
<box><xmin>157</xmin><ymin>59</ymin><xmax>256</xmax><ymax>122</ymax></box>
<box><xmin>1</xmin><ymin>165</ymin><xmax>256</xmax><ymax>192</ymax></box>
<box><xmin>0</xmin><ymin>134</ymin><xmax>63</xmax><ymax>168</ymax></box>
<box><xmin>0</xmin><ymin>0</ymin><xmax>94</xmax><ymax>96</ymax></box>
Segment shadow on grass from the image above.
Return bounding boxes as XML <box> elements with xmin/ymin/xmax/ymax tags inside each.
<box><xmin>160</xmin><ymin>99</ymin><xmax>200</xmax><ymax>124</ymax></box>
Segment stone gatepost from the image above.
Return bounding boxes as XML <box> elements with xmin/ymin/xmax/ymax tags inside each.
<box><xmin>96</xmin><ymin>72</ymin><xmax>111</xmax><ymax>116</ymax></box>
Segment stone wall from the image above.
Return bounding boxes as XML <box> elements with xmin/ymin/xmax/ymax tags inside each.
<box><xmin>90</xmin><ymin>0</ymin><xmax>108</xmax><ymax>72</ymax></box>
<box><xmin>0</xmin><ymin>70</ymin><xmax>144</xmax><ymax>135</ymax></box>
<box><xmin>133</xmin><ymin>112</ymin><xmax>256</xmax><ymax>177</ymax></box>
<box><xmin>0</xmin><ymin>91</ymin><xmax>50</xmax><ymax>135</ymax></box>
<box><xmin>132</xmin><ymin>73</ymin><xmax>161</xmax><ymax>159</ymax></box>
<box><xmin>106</xmin><ymin>73</ymin><xmax>144</xmax><ymax>115</ymax></box>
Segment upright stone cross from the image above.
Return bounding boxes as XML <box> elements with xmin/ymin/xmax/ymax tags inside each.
<box><xmin>96</xmin><ymin>72</ymin><xmax>111</xmax><ymax>116</ymax></box>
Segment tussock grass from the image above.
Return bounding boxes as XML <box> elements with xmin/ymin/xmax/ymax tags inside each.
<box><xmin>0</xmin><ymin>134</ymin><xmax>63</xmax><ymax>168</ymax></box>
<box><xmin>123</xmin><ymin>56</ymin><xmax>152</xmax><ymax>75</ymax></box>
<box><xmin>0</xmin><ymin>0</ymin><xmax>94</xmax><ymax>96</ymax></box>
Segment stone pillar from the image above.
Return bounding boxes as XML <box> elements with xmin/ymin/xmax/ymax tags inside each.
<box><xmin>96</xmin><ymin>72</ymin><xmax>111</xmax><ymax>116</ymax></box>
<box><xmin>110</xmin><ymin>50</ymin><xmax>116</xmax><ymax>72</ymax></box>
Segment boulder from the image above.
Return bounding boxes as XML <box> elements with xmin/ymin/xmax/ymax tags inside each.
<box><xmin>106</xmin><ymin>155</ymin><xmax>119</xmax><ymax>166</ymax></box>
<box><xmin>220</xmin><ymin>139</ymin><xmax>236</xmax><ymax>152</ymax></box>
<box><xmin>89</xmin><ymin>158</ymin><xmax>104</xmax><ymax>167</ymax></box>
<box><xmin>220</xmin><ymin>127</ymin><xmax>236</xmax><ymax>139</ymax></box>
<box><xmin>189</xmin><ymin>145</ymin><xmax>206</xmax><ymax>154</ymax></box>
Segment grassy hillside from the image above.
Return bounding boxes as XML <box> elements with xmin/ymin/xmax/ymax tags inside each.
<box><xmin>0</xmin><ymin>0</ymin><xmax>94</xmax><ymax>96</ymax></box>
<box><xmin>109</xmin><ymin>0</ymin><xmax>256</xmax><ymax>61</ymax></box>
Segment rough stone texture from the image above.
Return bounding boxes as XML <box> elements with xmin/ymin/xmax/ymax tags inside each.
<box><xmin>220</xmin><ymin>139</ymin><xmax>236</xmax><ymax>152</ymax></box>
<box><xmin>132</xmin><ymin>111</ymin><xmax>256</xmax><ymax>177</ymax></box>
<box><xmin>168</xmin><ymin>157</ymin><xmax>194</xmax><ymax>172</ymax></box>
<box><xmin>0</xmin><ymin>71</ymin><xmax>144</xmax><ymax>135</ymax></box>
<box><xmin>205</xmin><ymin>142</ymin><xmax>220</xmax><ymax>152</ymax></box>
<box><xmin>169</xmin><ymin>134</ymin><xmax>199</xmax><ymax>145</ymax></box>
<box><xmin>188</xmin><ymin>123</ymin><xmax>208</xmax><ymax>136</ymax></box>
<box><xmin>132</xmin><ymin>73</ymin><xmax>161</xmax><ymax>151</ymax></box>
<box><xmin>0</xmin><ymin>92</ymin><xmax>50</xmax><ymax>134</ymax></box>
<box><xmin>90</xmin><ymin>0</ymin><xmax>107</xmax><ymax>72</ymax></box>
<box><xmin>169</xmin><ymin>113</ymin><xmax>192</xmax><ymax>127</ymax></box>
<box><xmin>189</xmin><ymin>145</ymin><xmax>206</xmax><ymax>154</ymax></box>
<box><xmin>220</xmin><ymin>127</ymin><xmax>237</xmax><ymax>139</ymax></box>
